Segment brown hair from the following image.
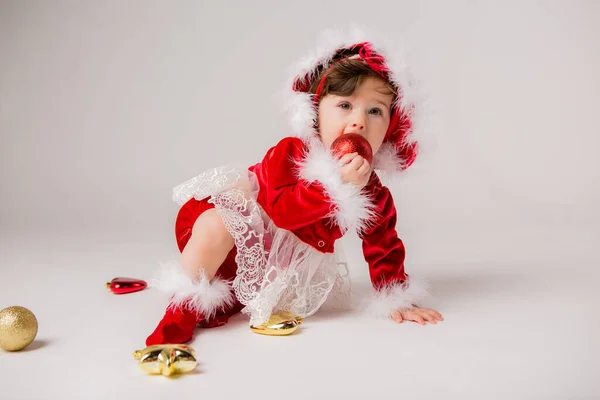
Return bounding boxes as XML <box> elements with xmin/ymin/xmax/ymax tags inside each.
<box><xmin>309</xmin><ymin>58</ymin><xmax>396</xmax><ymax>102</ymax></box>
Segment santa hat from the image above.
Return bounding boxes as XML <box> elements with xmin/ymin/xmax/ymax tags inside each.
<box><xmin>284</xmin><ymin>27</ymin><xmax>432</xmax><ymax>177</ymax></box>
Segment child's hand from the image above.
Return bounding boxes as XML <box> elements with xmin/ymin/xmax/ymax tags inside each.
<box><xmin>391</xmin><ymin>306</ymin><xmax>444</xmax><ymax>325</ymax></box>
<box><xmin>338</xmin><ymin>152</ymin><xmax>371</xmax><ymax>188</ymax></box>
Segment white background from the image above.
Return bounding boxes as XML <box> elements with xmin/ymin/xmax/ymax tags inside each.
<box><xmin>1</xmin><ymin>1</ymin><xmax>599</xmax><ymax>399</ymax></box>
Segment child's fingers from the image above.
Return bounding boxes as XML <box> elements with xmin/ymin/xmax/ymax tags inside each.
<box><xmin>348</xmin><ymin>155</ymin><xmax>365</xmax><ymax>170</ymax></box>
<box><xmin>423</xmin><ymin>311</ymin><xmax>437</xmax><ymax>324</ymax></box>
<box><xmin>337</xmin><ymin>152</ymin><xmax>358</xmax><ymax>166</ymax></box>
<box><xmin>432</xmin><ymin>311</ymin><xmax>443</xmax><ymax>322</ymax></box>
<box><xmin>424</xmin><ymin>308</ymin><xmax>444</xmax><ymax>321</ymax></box>
<box><xmin>337</xmin><ymin>153</ymin><xmax>355</xmax><ymax>166</ymax></box>
<box><xmin>391</xmin><ymin>310</ymin><xmax>403</xmax><ymax>323</ymax></box>
<box><xmin>357</xmin><ymin>159</ymin><xmax>371</xmax><ymax>176</ymax></box>
<box><xmin>407</xmin><ymin>312</ymin><xmax>425</xmax><ymax>325</ymax></box>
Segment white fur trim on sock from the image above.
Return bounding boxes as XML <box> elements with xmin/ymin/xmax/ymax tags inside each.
<box><xmin>150</xmin><ymin>260</ymin><xmax>235</xmax><ymax>320</ymax></box>
<box><xmin>366</xmin><ymin>276</ymin><xmax>430</xmax><ymax>318</ymax></box>
<box><xmin>297</xmin><ymin>137</ymin><xmax>377</xmax><ymax>233</ymax></box>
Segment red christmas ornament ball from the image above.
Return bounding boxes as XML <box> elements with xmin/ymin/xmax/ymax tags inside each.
<box><xmin>330</xmin><ymin>133</ymin><xmax>373</xmax><ymax>164</ymax></box>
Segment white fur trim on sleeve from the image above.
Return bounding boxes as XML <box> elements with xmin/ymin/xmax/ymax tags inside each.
<box><xmin>367</xmin><ymin>276</ymin><xmax>430</xmax><ymax>318</ymax></box>
<box><xmin>297</xmin><ymin>138</ymin><xmax>377</xmax><ymax>233</ymax></box>
<box><xmin>150</xmin><ymin>260</ymin><xmax>235</xmax><ymax>320</ymax></box>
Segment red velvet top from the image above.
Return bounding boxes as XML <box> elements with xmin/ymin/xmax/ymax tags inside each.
<box><xmin>248</xmin><ymin>137</ymin><xmax>407</xmax><ymax>290</ymax></box>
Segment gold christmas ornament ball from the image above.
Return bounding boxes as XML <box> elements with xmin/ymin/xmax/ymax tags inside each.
<box><xmin>0</xmin><ymin>306</ymin><xmax>39</xmax><ymax>351</ymax></box>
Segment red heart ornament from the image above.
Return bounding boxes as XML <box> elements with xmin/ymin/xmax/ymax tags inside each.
<box><xmin>106</xmin><ymin>277</ymin><xmax>147</xmax><ymax>294</ymax></box>
<box><xmin>330</xmin><ymin>133</ymin><xmax>373</xmax><ymax>164</ymax></box>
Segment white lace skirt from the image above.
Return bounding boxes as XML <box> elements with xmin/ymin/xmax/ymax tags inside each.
<box><xmin>173</xmin><ymin>166</ymin><xmax>351</xmax><ymax>326</ymax></box>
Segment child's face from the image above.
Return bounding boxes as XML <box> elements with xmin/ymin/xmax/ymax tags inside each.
<box><xmin>317</xmin><ymin>76</ymin><xmax>394</xmax><ymax>156</ymax></box>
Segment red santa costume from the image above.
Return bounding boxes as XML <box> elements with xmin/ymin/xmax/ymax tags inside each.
<box><xmin>146</xmin><ymin>28</ymin><xmax>432</xmax><ymax>346</ymax></box>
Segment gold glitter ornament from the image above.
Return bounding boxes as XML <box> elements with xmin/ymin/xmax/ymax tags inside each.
<box><xmin>0</xmin><ymin>306</ymin><xmax>39</xmax><ymax>351</ymax></box>
<box><xmin>133</xmin><ymin>344</ymin><xmax>198</xmax><ymax>377</ymax></box>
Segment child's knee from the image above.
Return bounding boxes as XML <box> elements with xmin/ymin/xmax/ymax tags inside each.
<box><xmin>192</xmin><ymin>209</ymin><xmax>233</xmax><ymax>248</ymax></box>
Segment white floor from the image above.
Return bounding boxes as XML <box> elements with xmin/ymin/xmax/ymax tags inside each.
<box><xmin>0</xmin><ymin>227</ymin><xmax>598</xmax><ymax>400</ymax></box>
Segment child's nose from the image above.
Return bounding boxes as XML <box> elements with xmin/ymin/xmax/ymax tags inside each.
<box><xmin>349</xmin><ymin>121</ymin><xmax>365</xmax><ymax>131</ymax></box>
<box><xmin>349</xmin><ymin>112</ymin><xmax>367</xmax><ymax>131</ymax></box>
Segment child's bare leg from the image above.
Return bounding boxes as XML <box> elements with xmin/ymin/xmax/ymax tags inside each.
<box><xmin>181</xmin><ymin>208</ymin><xmax>234</xmax><ymax>280</ymax></box>
<box><xmin>146</xmin><ymin>208</ymin><xmax>235</xmax><ymax>346</ymax></box>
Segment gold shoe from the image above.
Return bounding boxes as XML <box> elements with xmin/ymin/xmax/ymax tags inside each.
<box><xmin>133</xmin><ymin>344</ymin><xmax>198</xmax><ymax>376</ymax></box>
<box><xmin>250</xmin><ymin>311</ymin><xmax>303</xmax><ymax>336</ymax></box>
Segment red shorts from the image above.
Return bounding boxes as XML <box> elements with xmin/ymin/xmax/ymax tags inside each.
<box><xmin>174</xmin><ymin>197</ymin><xmax>243</xmax><ymax>323</ymax></box>
<box><xmin>175</xmin><ymin>197</ymin><xmax>239</xmax><ymax>282</ymax></box>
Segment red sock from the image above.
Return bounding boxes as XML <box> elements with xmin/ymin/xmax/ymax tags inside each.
<box><xmin>145</xmin><ymin>306</ymin><xmax>201</xmax><ymax>346</ymax></box>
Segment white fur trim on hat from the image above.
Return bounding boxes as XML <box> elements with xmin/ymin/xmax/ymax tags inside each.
<box><xmin>365</xmin><ymin>275</ymin><xmax>430</xmax><ymax>318</ymax></box>
<box><xmin>287</xmin><ymin>92</ymin><xmax>317</xmax><ymax>138</ymax></box>
<box><xmin>372</xmin><ymin>142</ymin><xmax>406</xmax><ymax>175</ymax></box>
<box><xmin>296</xmin><ymin>137</ymin><xmax>377</xmax><ymax>233</ymax></box>
<box><xmin>150</xmin><ymin>261</ymin><xmax>235</xmax><ymax>320</ymax></box>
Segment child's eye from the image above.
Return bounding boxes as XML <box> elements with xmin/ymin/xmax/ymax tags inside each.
<box><xmin>338</xmin><ymin>102</ymin><xmax>351</xmax><ymax>110</ymax></box>
<box><xmin>369</xmin><ymin>108</ymin><xmax>383</xmax><ymax>116</ymax></box>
